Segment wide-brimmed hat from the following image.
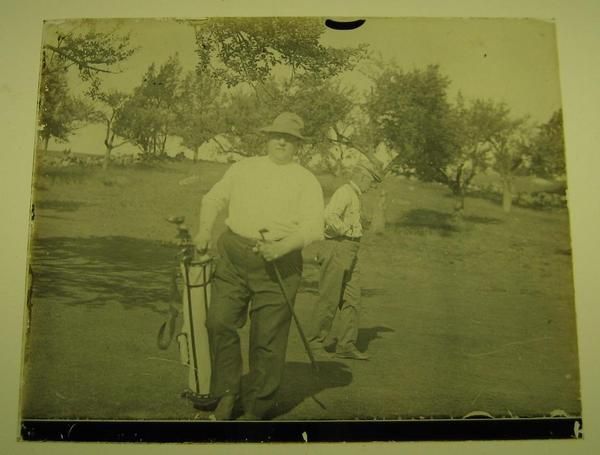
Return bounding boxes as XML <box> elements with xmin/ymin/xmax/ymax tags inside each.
<box><xmin>353</xmin><ymin>162</ymin><xmax>383</xmax><ymax>183</ymax></box>
<box><xmin>259</xmin><ymin>112</ymin><xmax>306</xmax><ymax>140</ymax></box>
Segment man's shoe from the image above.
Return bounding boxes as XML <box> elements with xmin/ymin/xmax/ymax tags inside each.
<box><xmin>211</xmin><ymin>394</ymin><xmax>236</xmax><ymax>420</ymax></box>
<box><xmin>335</xmin><ymin>348</ymin><xmax>369</xmax><ymax>361</ymax></box>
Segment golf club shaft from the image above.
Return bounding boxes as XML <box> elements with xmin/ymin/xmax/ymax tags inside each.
<box><xmin>259</xmin><ymin>230</ymin><xmax>319</xmax><ymax>373</ymax></box>
<box><xmin>271</xmin><ymin>262</ymin><xmax>319</xmax><ymax>373</ymax></box>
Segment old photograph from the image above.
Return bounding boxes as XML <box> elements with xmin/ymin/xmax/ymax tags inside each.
<box><xmin>20</xmin><ymin>17</ymin><xmax>581</xmax><ymax>441</ymax></box>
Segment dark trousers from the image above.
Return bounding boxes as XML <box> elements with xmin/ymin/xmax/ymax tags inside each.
<box><xmin>206</xmin><ymin>229</ymin><xmax>302</xmax><ymax>417</ymax></box>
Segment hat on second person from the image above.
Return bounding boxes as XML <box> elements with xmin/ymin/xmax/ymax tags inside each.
<box><xmin>259</xmin><ymin>112</ymin><xmax>306</xmax><ymax>140</ymax></box>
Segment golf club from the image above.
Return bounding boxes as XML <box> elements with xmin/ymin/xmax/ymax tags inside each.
<box><xmin>258</xmin><ymin>229</ymin><xmax>319</xmax><ymax>373</ymax></box>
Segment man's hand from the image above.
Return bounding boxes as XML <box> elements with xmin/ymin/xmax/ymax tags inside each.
<box><xmin>254</xmin><ymin>240</ymin><xmax>288</xmax><ymax>262</ymax></box>
<box><xmin>194</xmin><ymin>231</ymin><xmax>211</xmax><ymax>255</ymax></box>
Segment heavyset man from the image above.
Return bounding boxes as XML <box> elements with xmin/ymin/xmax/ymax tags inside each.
<box><xmin>193</xmin><ymin>112</ymin><xmax>324</xmax><ymax>420</ymax></box>
<box><xmin>308</xmin><ymin>163</ymin><xmax>381</xmax><ymax>361</ymax></box>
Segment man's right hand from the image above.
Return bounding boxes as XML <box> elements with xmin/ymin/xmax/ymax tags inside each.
<box><xmin>193</xmin><ymin>231</ymin><xmax>211</xmax><ymax>255</ymax></box>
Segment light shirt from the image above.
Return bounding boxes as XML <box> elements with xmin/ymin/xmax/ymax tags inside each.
<box><xmin>202</xmin><ymin>156</ymin><xmax>324</xmax><ymax>246</ymax></box>
<box><xmin>324</xmin><ymin>180</ymin><xmax>363</xmax><ymax>239</ymax></box>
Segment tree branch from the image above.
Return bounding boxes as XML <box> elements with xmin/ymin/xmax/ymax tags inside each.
<box><xmin>44</xmin><ymin>44</ymin><xmax>119</xmax><ymax>74</ymax></box>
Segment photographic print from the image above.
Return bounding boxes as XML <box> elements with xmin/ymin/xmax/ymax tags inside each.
<box><xmin>20</xmin><ymin>17</ymin><xmax>581</xmax><ymax>442</ymax></box>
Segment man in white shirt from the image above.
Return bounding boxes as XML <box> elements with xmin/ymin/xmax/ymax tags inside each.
<box><xmin>308</xmin><ymin>163</ymin><xmax>381</xmax><ymax>361</ymax></box>
<box><xmin>194</xmin><ymin>112</ymin><xmax>324</xmax><ymax>420</ymax></box>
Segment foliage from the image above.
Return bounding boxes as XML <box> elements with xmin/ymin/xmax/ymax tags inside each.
<box><xmin>39</xmin><ymin>25</ymin><xmax>136</xmax><ymax>149</ymax></box>
<box><xmin>365</xmin><ymin>64</ymin><xmax>455</xmax><ymax>180</ymax></box>
<box><xmin>442</xmin><ymin>97</ymin><xmax>526</xmax><ymax>202</ymax></box>
<box><xmin>87</xmin><ymin>90</ymin><xmax>130</xmax><ymax>168</ymax></box>
<box><xmin>38</xmin><ymin>62</ymin><xmax>95</xmax><ymax>150</ymax></box>
<box><xmin>528</xmin><ymin>109</ymin><xmax>566</xmax><ymax>179</ymax></box>
<box><xmin>114</xmin><ymin>55</ymin><xmax>183</xmax><ymax>158</ymax></box>
<box><xmin>218</xmin><ymin>75</ymin><xmax>356</xmax><ymax>166</ymax></box>
<box><xmin>193</xmin><ymin>17</ymin><xmax>366</xmax><ymax>88</ymax></box>
<box><xmin>43</xmin><ymin>27</ymin><xmax>136</xmax><ymax>83</ymax></box>
<box><xmin>174</xmin><ymin>70</ymin><xmax>226</xmax><ymax>160</ymax></box>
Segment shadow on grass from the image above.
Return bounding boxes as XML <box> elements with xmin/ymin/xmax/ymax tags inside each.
<box><xmin>356</xmin><ymin>326</ymin><xmax>395</xmax><ymax>352</ymax></box>
<box><xmin>261</xmin><ymin>360</ymin><xmax>353</xmax><ymax>419</ymax></box>
<box><xmin>299</xmin><ymin>278</ymin><xmax>385</xmax><ymax>298</ymax></box>
<box><xmin>389</xmin><ymin>209</ymin><xmax>502</xmax><ymax>235</ymax></box>
<box><xmin>29</xmin><ymin>236</ymin><xmax>177</xmax><ymax>314</ymax></box>
<box><xmin>390</xmin><ymin>209</ymin><xmax>458</xmax><ymax>235</ymax></box>
<box><xmin>34</xmin><ymin>200</ymin><xmax>91</xmax><ymax>212</ymax></box>
<box><xmin>462</xmin><ymin>214</ymin><xmax>502</xmax><ymax>224</ymax></box>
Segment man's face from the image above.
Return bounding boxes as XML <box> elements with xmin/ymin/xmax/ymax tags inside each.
<box><xmin>266</xmin><ymin>133</ymin><xmax>300</xmax><ymax>164</ymax></box>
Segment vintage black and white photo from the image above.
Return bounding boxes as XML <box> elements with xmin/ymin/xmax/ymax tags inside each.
<box><xmin>20</xmin><ymin>17</ymin><xmax>581</xmax><ymax>441</ymax></box>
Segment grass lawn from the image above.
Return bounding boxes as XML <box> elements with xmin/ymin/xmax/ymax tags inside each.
<box><xmin>20</xmin><ymin>159</ymin><xmax>580</xmax><ymax>420</ymax></box>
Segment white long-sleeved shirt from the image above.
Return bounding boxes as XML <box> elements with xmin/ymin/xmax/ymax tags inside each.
<box><xmin>324</xmin><ymin>181</ymin><xmax>363</xmax><ymax>239</ymax></box>
<box><xmin>201</xmin><ymin>156</ymin><xmax>324</xmax><ymax>246</ymax></box>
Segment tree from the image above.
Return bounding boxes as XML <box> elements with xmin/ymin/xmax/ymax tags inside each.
<box><xmin>193</xmin><ymin>18</ymin><xmax>366</xmax><ymax>90</ymax></box>
<box><xmin>365</xmin><ymin>64</ymin><xmax>456</xmax><ymax>182</ymax></box>
<box><xmin>91</xmin><ymin>90</ymin><xmax>130</xmax><ymax>169</ymax></box>
<box><xmin>218</xmin><ymin>75</ymin><xmax>356</xmax><ymax>166</ymax></box>
<box><xmin>38</xmin><ymin>61</ymin><xmax>95</xmax><ymax>152</ymax></box>
<box><xmin>38</xmin><ymin>26</ymin><xmax>135</xmax><ymax>150</ymax></box>
<box><xmin>482</xmin><ymin>104</ymin><xmax>530</xmax><ymax>213</ymax></box>
<box><xmin>278</xmin><ymin>76</ymin><xmax>356</xmax><ymax>170</ymax></box>
<box><xmin>188</xmin><ymin>18</ymin><xmax>367</xmax><ymax>165</ymax></box>
<box><xmin>42</xmin><ymin>27</ymin><xmax>135</xmax><ymax>82</ymax></box>
<box><xmin>114</xmin><ymin>56</ymin><xmax>183</xmax><ymax>159</ymax></box>
<box><xmin>174</xmin><ymin>70</ymin><xmax>224</xmax><ymax>162</ymax></box>
<box><xmin>528</xmin><ymin>109</ymin><xmax>566</xmax><ymax>180</ymax></box>
<box><xmin>440</xmin><ymin>96</ymin><xmax>518</xmax><ymax>216</ymax></box>
<box><xmin>358</xmin><ymin>64</ymin><xmax>456</xmax><ymax>229</ymax></box>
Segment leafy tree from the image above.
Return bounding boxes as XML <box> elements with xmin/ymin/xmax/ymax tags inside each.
<box><xmin>441</xmin><ymin>96</ymin><xmax>517</xmax><ymax>216</ymax></box>
<box><xmin>90</xmin><ymin>90</ymin><xmax>130</xmax><ymax>169</ymax></box>
<box><xmin>267</xmin><ymin>76</ymin><xmax>356</xmax><ymax>170</ymax></box>
<box><xmin>174</xmin><ymin>70</ymin><xmax>225</xmax><ymax>162</ymax></box>
<box><xmin>365</xmin><ymin>64</ymin><xmax>455</xmax><ymax>181</ymax></box>
<box><xmin>193</xmin><ymin>17</ymin><xmax>366</xmax><ymax>90</ymax></box>
<box><xmin>481</xmin><ymin>104</ymin><xmax>530</xmax><ymax>213</ymax></box>
<box><xmin>528</xmin><ymin>109</ymin><xmax>566</xmax><ymax>180</ymax></box>
<box><xmin>38</xmin><ymin>26</ymin><xmax>135</xmax><ymax>150</ymax></box>
<box><xmin>218</xmin><ymin>75</ymin><xmax>356</xmax><ymax>170</ymax></box>
<box><xmin>43</xmin><ymin>27</ymin><xmax>135</xmax><ymax>82</ymax></box>
<box><xmin>114</xmin><ymin>55</ymin><xmax>183</xmax><ymax>159</ymax></box>
<box><xmin>188</xmin><ymin>18</ymin><xmax>367</xmax><ymax>166</ymax></box>
<box><xmin>38</xmin><ymin>61</ymin><xmax>95</xmax><ymax>152</ymax></box>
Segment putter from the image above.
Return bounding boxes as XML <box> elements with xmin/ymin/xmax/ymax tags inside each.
<box><xmin>258</xmin><ymin>229</ymin><xmax>319</xmax><ymax>373</ymax></box>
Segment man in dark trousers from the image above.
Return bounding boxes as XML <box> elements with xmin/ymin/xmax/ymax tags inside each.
<box><xmin>308</xmin><ymin>163</ymin><xmax>381</xmax><ymax>360</ymax></box>
<box><xmin>193</xmin><ymin>112</ymin><xmax>324</xmax><ymax>420</ymax></box>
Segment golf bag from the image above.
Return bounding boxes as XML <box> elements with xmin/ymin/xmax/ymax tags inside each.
<box><xmin>177</xmin><ymin>256</ymin><xmax>214</xmax><ymax>399</ymax></box>
<box><xmin>157</xmin><ymin>216</ymin><xmax>217</xmax><ymax>409</ymax></box>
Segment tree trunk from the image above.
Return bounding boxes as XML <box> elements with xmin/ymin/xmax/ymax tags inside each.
<box><xmin>103</xmin><ymin>145</ymin><xmax>113</xmax><ymax>170</ymax></box>
<box><xmin>43</xmin><ymin>136</ymin><xmax>50</xmax><ymax>153</ymax></box>
<box><xmin>502</xmin><ymin>177</ymin><xmax>513</xmax><ymax>213</ymax></box>
<box><xmin>371</xmin><ymin>188</ymin><xmax>387</xmax><ymax>234</ymax></box>
<box><xmin>193</xmin><ymin>147</ymin><xmax>198</xmax><ymax>163</ymax></box>
<box><xmin>160</xmin><ymin>133</ymin><xmax>168</xmax><ymax>157</ymax></box>
<box><xmin>453</xmin><ymin>188</ymin><xmax>465</xmax><ymax>218</ymax></box>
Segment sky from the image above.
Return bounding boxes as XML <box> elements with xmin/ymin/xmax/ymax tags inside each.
<box><xmin>42</xmin><ymin>17</ymin><xmax>563</xmax><ymax>156</ymax></box>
